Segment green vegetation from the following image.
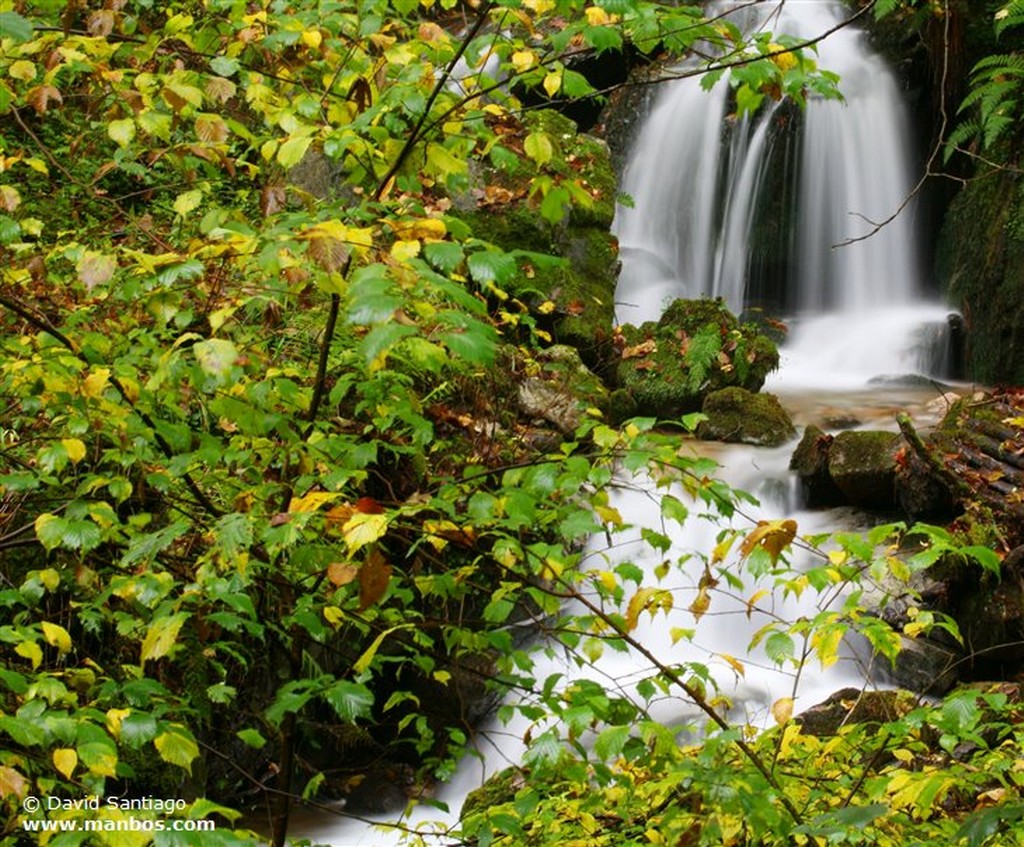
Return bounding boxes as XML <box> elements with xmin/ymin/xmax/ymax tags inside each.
<box><xmin>0</xmin><ymin>1</ymin><xmax>1022</xmax><ymax>846</ymax></box>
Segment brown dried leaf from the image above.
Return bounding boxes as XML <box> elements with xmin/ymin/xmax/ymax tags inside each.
<box><xmin>0</xmin><ymin>765</ymin><xmax>28</xmax><ymax>800</ymax></box>
<box><xmin>0</xmin><ymin>186</ymin><xmax>20</xmax><ymax>213</ymax></box>
<box><xmin>196</xmin><ymin>114</ymin><xmax>230</xmax><ymax>143</ymax></box>
<box><xmin>308</xmin><ymin>235</ymin><xmax>350</xmax><ymax>273</ymax></box>
<box><xmin>26</xmin><ymin>84</ymin><xmax>62</xmax><ymax>115</ymax></box>
<box><xmin>771</xmin><ymin>696</ymin><xmax>794</xmax><ymax>725</ymax></box>
<box><xmin>205</xmin><ymin>76</ymin><xmax>237</xmax><ymax>104</ymax></box>
<box><xmin>358</xmin><ymin>548</ymin><xmax>392</xmax><ymax>610</ymax></box>
<box><xmin>77</xmin><ymin>252</ymin><xmax>117</xmax><ymax>291</ymax></box>
<box><xmin>87</xmin><ymin>9</ymin><xmax>115</xmax><ymax>36</ymax></box>
<box><xmin>261</xmin><ymin>183</ymin><xmax>287</xmax><ymax>218</ymax></box>
<box><xmin>739</xmin><ymin>519</ymin><xmax>797</xmax><ymax>564</ymax></box>
<box><xmin>327</xmin><ymin>561</ymin><xmax>358</xmax><ymax>586</ymax></box>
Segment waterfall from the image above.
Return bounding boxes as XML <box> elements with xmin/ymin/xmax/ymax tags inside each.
<box><xmin>613</xmin><ymin>0</ymin><xmax>954</xmax><ymax>387</ymax></box>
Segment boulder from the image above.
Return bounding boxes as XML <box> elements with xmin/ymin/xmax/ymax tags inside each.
<box><xmin>613</xmin><ymin>298</ymin><xmax>780</xmax><ymax>421</ymax></box>
<box><xmin>697</xmin><ymin>387</ymin><xmax>796</xmax><ymax>447</ymax></box>
<box><xmin>789</xmin><ymin>425</ymin><xmax>845</xmax><ymax>506</ymax></box>
<box><xmin>827</xmin><ymin>430</ymin><xmax>901</xmax><ymax>510</ymax></box>
<box><xmin>516</xmin><ymin>344</ymin><xmax>608</xmax><ymax>434</ymax></box>
<box><xmin>795</xmin><ymin>688</ymin><xmax>917</xmax><ymax>736</ymax></box>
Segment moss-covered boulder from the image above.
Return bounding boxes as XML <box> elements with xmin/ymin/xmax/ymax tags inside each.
<box><xmin>697</xmin><ymin>387</ymin><xmax>796</xmax><ymax>447</ymax></box>
<box><xmin>612</xmin><ymin>298</ymin><xmax>780</xmax><ymax>420</ymax></box>
<box><xmin>827</xmin><ymin>430</ymin><xmax>901</xmax><ymax>510</ymax></box>
<box><xmin>789</xmin><ymin>425</ymin><xmax>846</xmax><ymax>506</ymax></box>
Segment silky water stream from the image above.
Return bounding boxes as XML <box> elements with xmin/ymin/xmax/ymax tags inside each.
<box><xmin>298</xmin><ymin>2</ymin><xmax>960</xmax><ymax>843</ymax></box>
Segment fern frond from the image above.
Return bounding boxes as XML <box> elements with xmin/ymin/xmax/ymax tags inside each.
<box><xmin>972</xmin><ymin>53</ymin><xmax>1024</xmax><ymax>75</ymax></box>
<box><xmin>685</xmin><ymin>326</ymin><xmax>723</xmax><ymax>394</ymax></box>
<box><xmin>995</xmin><ymin>0</ymin><xmax>1024</xmax><ymax>38</ymax></box>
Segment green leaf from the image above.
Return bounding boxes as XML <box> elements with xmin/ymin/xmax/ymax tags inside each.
<box><xmin>467</xmin><ymin>249</ymin><xmax>516</xmax><ymax>284</ymax></box>
<box><xmin>194</xmin><ymin>338</ymin><xmax>238</xmax><ymax>379</ymax></box>
<box><xmin>321</xmin><ymin>680</ymin><xmax>374</xmax><ymax>721</ymax></box>
<box><xmin>422</xmin><ymin>241</ymin><xmax>465</xmax><ymax>273</ymax></box>
<box><xmin>277</xmin><ymin>135</ymin><xmax>314</xmax><ymax>169</ymax></box>
<box><xmin>209</xmin><ymin>56</ymin><xmax>239</xmax><ymax>77</ymax></box>
<box><xmin>108</xmin><ymin>118</ymin><xmax>136</xmax><ymax>147</ymax></box>
<box><xmin>236</xmin><ymin>728</ymin><xmax>266</xmax><ymax>749</ymax></box>
<box><xmin>154</xmin><ymin>725</ymin><xmax>200</xmax><ymax>772</ymax></box>
<box><xmin>593</xmin><ymin>724</ymin><xmax>630</xmax><ymax>760</ymax></box>
<box><xmin>0</xmin><ymin>12</ymin><xmax>33</xmax><ymax>43</ymax></box>
<box><xmin>962</xmin><ymin>545</ymin><xmax>1002</xmax><ymax>575</ymax></box>
<box><xmin>523</xmin><ymin>132</ymin><xmax>554</xmax><ymax>166</ymax></box>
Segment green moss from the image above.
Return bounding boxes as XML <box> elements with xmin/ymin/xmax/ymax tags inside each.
<box><xmin>613</xmin><ymin>299</ymin><xmax>780</xmax><ymax>420</ymax></box>
<box><xmin>697</xmin><ymin>387</ymin><xmax>795</xmax><ymax>447</ymax></box>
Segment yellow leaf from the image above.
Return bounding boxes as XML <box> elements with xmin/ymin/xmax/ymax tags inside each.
<box><xmin>718</xmin><ymin>652</ymin><xmax>745</xmax><ymax>677</ymax></box>
<box><xmin>543</xmin><ymin>69</ymin><xmax>562</xmax><ymax>98</ymax></box>
<box><xmin>745</xmin><ymin>588</ymin><xmax>770</xmax><ymax>619</ymax></box>
<box><xmin>288</xmin><ymin>490</ymin><xmax>341</xmax><ymax>513</ymax></box>
<box><xmin>594</xmin><ymin>504</ymin><xmax>623</xmax><ymax>526</ymax></box>
<box><xmin>15</xmin><ymin>641</ymin><xmax>42</xmax><ymax>670</ymax></box>
<box><xmin>626</xmin><ymin>587</ymin><xmax>673</xmax><ymax>631</ymax></box>
<box><xmin>596</xmin><ymin>571</ymin><xmax>617</xmax><ymax>593</ymax></box>
<box><xmin>41</xmin><ymin>622</ymin><xmax>72</xmax><ymax>654</ymax></box>
<box><xmin>61</xmin><ymin>438</ymin><xmax>87</xmax><ymax>464</ymax></box>
<box><xmin>689</xmin><ymin>585</ymin><xmax>711</xmax><ymax>622</ymax></box>
<box><xmin>537</xmin><ymin>300</ymin><xmax>556</xmax><ymax>314</ymax></box>
<box><xmin>585</xmin><ymin>6</ymin><xmax>610</xmax><ymax>25</ymax></box>
<box><xmin>9</xmin><ymin>60</ymin><xmax>37</xmax><ymax>81</ymax></box>
<box><xmin>669</xmin><ymin>627</ymin><xmax>692</xmax><ymax>645</ymax></box>
<box><xmin>892</xmin><ymin>748</ymin><xmax>915</xmax><ymax>764</ymax></box>
<box><xmin>106</xmin><ymin>708</ymin><xmax>131</xmax><ymax>738</ymax></box>
<box><xmin>392</xmin><ymin>217</ymin><xmax>446</xmax><ymax>241</ymax></box>
<box><xmin>323</xmin><ymin>606</ymin><xmax>345</xmax><ymax>626</ymax></box>
<box><xmin>52</xmin><ymin>748</ymin><xmax>78</xmax><ymax>780</ymax></box>
<box><xmin>779</xmin><ymin>721</ymin><xmax>802</xmax><ymax>755</ymax></box>
<box><xmin>711</xmin><ymin>534</ymin><xmax>736</xmax><ymax>564</ymax></box>
<box><xmin>739</xmin><ymin>519</ymin><xmax>797</xmax><ymax>564</ymax></box>
<box><xmin>524</xmin><ymin>0</ymin><xmax>555</xmax><ymax>13</ymax></box>
<box><xmin>342</xmin><ymin>512</ymin><xmax>388</xmax><ymax>554</ymax></box>
<box><xmin>82</xmin><ymin>367</ymin><xmax>110</xmax><ymax>398</ymax></box>
<box><xmin>771</xmin><ymin>696</ymin><xmax>794</xmax><ymax>725</ymax></box>
<box><xmin>390</xmin><ymin>239</ymin><xmax>421</xmax><ymax>261</ymax></box>
<box><xmin>828</xmin><ymin>548</ymin><xmax>848</xmax><ymax>566</ymax></box>
<box><xmin>37</xmin><ymin>569</ymin><xmax>60</xmax><ymax>591</ymax></box>
<box><xmin>300</xmin><ymin>29</ymin><xmax>322</xmax><ymax>49</ymax></box>
<box><xmin>768</xmin><ymin>43</ymin><xmax>798</xmax><ymax>72</ymax></box>
<box><xmin>511</xmin><ymin>50</ymin><xmax>536</xmax><ymax>73</ymax></box>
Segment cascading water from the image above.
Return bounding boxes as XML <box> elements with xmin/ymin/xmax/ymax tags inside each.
<box><xmin>302</xmin><ymin>4</ymin><xmax>949</xmax><ymax>844</ymax></box>
<box><xmin>613</xmin><ymin>0</ymin><xmax>954</xmax><ymax>389</ymax></box>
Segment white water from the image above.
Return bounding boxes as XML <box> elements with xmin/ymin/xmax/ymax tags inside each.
<box><xmin>300</xmin><ymin>3</ymin><xmax>954</xmax><ymax>844</ymax></box>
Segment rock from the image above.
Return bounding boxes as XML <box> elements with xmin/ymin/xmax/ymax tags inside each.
<box><xmin>827</xmin><ymin>430</ymin><xmax>901</xmax><ymax>510</ymax></box>
<box><xmin>790</xmin><ymin>425</ymin><xmax>845</xmax><ymax>506</ymax></box>
<box><xmin>870</xmin><ymin>634</ymin><xmax>961</xmax><ymax>695</ymax></box>
<box><xmin>613</xmin><ymin>298</ymin><xmax>780</xmax><ymax>420</ymax></box>
<box><xmin>516</xmin><ymin>344</ymin><xmax>608</xmax><ymax>434</ymax></box>
<box><xmin>795</xmin><ymin>688</ymin><xmax>917</xmax><ymax>736</ymax></box>
<box><xmin>697</xmin><ymin>387</ymin><xmax>796</xmax><ymax>447</ymax></box>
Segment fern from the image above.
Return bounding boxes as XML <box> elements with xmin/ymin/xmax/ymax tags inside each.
<box><xmin>995</xmin><ymin>0</ymin><xmax>1024</xmax><ymax>38</ymax></box>
<box><xmin>685</xmin><ymin>325</ymin><xmax>723</xmax><ymax>394</ymax></box>
<box><xmin>946</xmin><ymin>37</ymin><xmax>1024</xmax><ymax>158</ymax></box>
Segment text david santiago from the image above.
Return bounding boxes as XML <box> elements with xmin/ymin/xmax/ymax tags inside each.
<box><xmin>44</xmin><ymin>796</ymin><xmax>187</xmax><ymax>812</ymax></box>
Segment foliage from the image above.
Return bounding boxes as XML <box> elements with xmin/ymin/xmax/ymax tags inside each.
<box><xmin>945</xmin><ymin>1</ymin><xmax>1024</xmax><ymax>160</ymax></box>
<box><xmin>0</xmin><ymin>1</ymin><xmax>1013</xmax><ymax>847</ymax></box>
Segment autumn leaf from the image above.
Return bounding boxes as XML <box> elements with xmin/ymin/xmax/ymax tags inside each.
<box><xmin>358</xmin><ymin>547</ymin><xmax>392</xmax><ymax>610</ymax></box>
<box><xmin>53</xmin><ymin>748</ymin><xmax>78</xmax><ymax>779</ymax></box>
<box><xmin>77</xmin><ymin>251</ymin><xmax>117</xmax><ymax>291</ymax></box>
<box><xmin>327</xmin><ymin>562</ymin><xmax>358</xmax><ymax>586</ymax></box>
<box><xmin>308</xmin><ymin>235</ymin><xmax>350</xmax><ymax>273</ymax></box>
<box><xmin>771</xmin><ymin>696</ymin><xmax>794</xmax><ymax>725</ymax></box>
<box><xmin>739</xmin><ymin>519</ymin><xmax>798</xmax><ymax>564</ymax></box>
<box><xmin>689</xmin><ymin>585</ymin><xmax>711</xmax><ymax>622</ymax></box>
<box><xmin>621</xmin><ymin>339</ymin><xmax>657</xmax><ymax>359</ymax></box>
<box><xmin>288</xmin><ymin>490</ymin><xmax>340</xmax><ymax>513</ymax></box>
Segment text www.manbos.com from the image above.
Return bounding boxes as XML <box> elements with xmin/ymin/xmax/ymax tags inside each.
<box><xmin>23</xmin><ymin>818</ymin><xmax>216</xmax><ymax>833</ymax></box>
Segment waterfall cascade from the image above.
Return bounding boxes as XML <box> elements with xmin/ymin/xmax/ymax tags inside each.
<box><xmin>613</xmin><ymin>0</ymin><xmax>953</xmax><ymax>388</ymax></box>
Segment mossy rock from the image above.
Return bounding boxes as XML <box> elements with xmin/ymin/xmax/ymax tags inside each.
<box><xmin>795</xmin><ymin>688</ymin><xmax>917</xmax><ymax>736</ymax></box>
<box><xmin>613</xmin><ymin>298</ymin><xmax>780</xmax><ymax>420</ymax></box>
<box><xmin>460</xmin><ymin>767</ymin><xmax>527</xmax><ymax>820</ymax></box>
<box><xmin>827</xmin><ymin>430</ymin><xmax>901</xmax><ymax>510</ymax></box>
<box><xmin>697</xmin><ymin>387</ymin><xmax>796</xmax><ymax>447</ymax></box>
<box><xmin>790</xmin><ymin>425</ymin><xmax>845</xmax><ymax>506</ymax></box>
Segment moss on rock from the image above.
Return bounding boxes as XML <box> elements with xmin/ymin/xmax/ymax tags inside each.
<box><xmin>612</xmin><ymin>298</ymin><xmax>780</xmax><ymax>421</ymax></box>
<box><xmin>697</xmin><ymin>387</ymin><xmax>796</xmax><ymax>447</ymax></box>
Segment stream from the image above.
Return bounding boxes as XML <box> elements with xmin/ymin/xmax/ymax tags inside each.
<box><xmin>292</xmin><ymin>1</ymin><xmax>962</xmax><ymax>843</ymax></box>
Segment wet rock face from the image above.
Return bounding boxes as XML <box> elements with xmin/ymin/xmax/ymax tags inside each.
<box><xmin>697</xmin><ymin>387</ymin><xmax>796</xmax><ymax>447</ymax></box>
<box><xmin>790</xmin><ymin>428</ymin><xmax>901</xmax><ymax>511</ymax></box>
